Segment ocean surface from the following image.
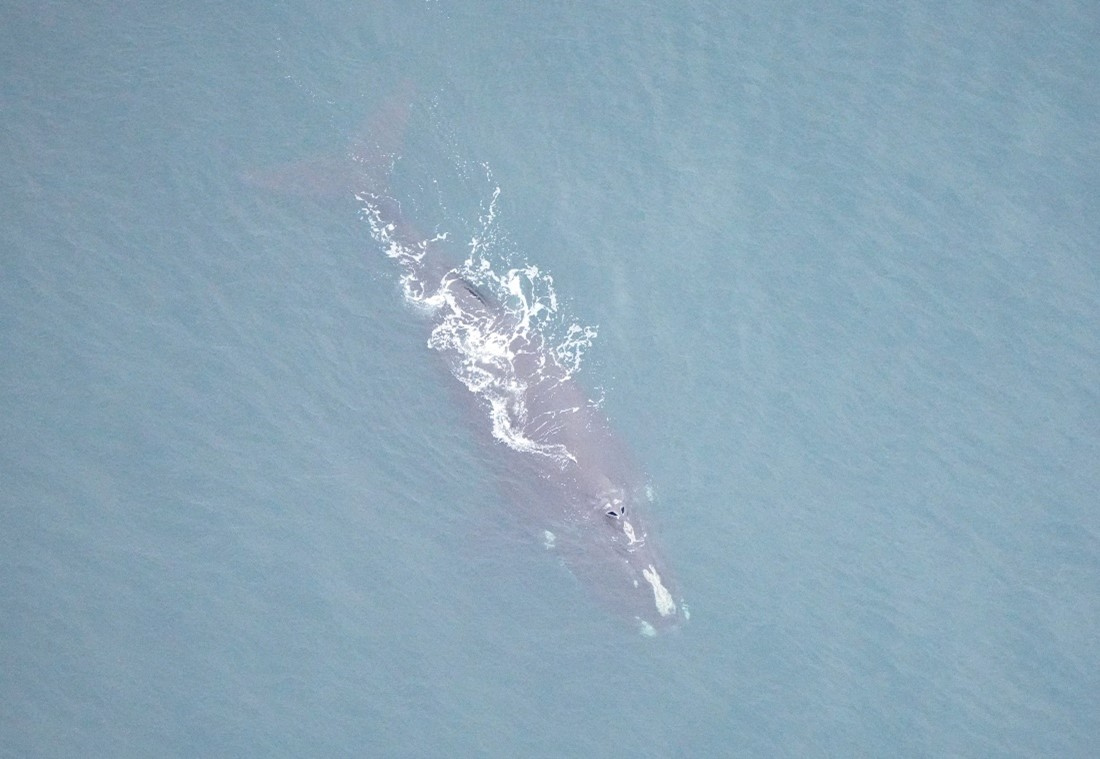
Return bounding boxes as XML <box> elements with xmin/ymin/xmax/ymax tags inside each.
<box><xmin>2</xmin><ymin>1</ymin><xmax>1098</xmax><ymax>756</ymax></box>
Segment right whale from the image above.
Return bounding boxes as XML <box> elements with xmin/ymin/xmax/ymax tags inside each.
<box><xmin>253</xmin><ymin>82</ymin><xmax>689</xmax><ymax>635</ymax></box>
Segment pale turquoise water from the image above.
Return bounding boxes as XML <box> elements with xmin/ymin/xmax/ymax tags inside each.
<box><xmin>2</xmin><ymin>2</ymin><xmax>1098</xmax><ymax>756</ymax></box>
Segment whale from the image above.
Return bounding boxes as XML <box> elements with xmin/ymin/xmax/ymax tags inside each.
<box><xmin>250</xmin><ymin>83</ymin><xmax>688</xmax><ymax>635</ymax></box>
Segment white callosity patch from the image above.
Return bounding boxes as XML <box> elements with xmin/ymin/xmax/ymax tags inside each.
<box><xmin>642</xmin><ymin>565</ymin><xmax>677</xmax><ymax>618</ymax></box>
<box><xmin>622</xmin><ymin>520</ymin><xmax>643</xmax><ymax>548</ymax></box>
<box><xmin>542</xmin><ymin>530</ymin><xmax>556</xmax><ymax>550</ymax></box>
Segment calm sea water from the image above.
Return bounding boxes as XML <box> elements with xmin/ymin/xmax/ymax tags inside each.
<box><xmin>2</xmin><ymin>1</ymin><xmax>1097</xmax><ymax>756</ymax></box>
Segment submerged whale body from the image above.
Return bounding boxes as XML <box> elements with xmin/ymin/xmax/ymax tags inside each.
<box><xmin>254</xmin><ymin>83</ymin><xmax>687</xmax><ymax>634</ymax></box>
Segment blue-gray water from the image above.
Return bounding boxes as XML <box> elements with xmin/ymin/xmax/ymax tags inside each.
<box><xmin>2</xmin><ymin>2</ymin><xmax>1098</xmax><ymax>756</ymax></box>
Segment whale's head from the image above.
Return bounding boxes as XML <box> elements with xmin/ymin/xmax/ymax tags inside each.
<box><xmin>608</xmin><ymin>515</ymin><xmax>688</xmax><ymax>636</ymax></box>
<box><xmin>560</xmin><ymin>482</ymin><xmax>689</xmax><ymax>635</ymax></box>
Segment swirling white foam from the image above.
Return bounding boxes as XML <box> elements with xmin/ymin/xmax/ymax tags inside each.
<box><xmin>357</xmin><ymin>179</ymin><xmax>598</xmax><ymax>465</ymax></box>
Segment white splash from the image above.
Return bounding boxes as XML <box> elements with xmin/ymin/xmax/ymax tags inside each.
<box><xmin>358</xmin><ymin>178</ymin><xmax>598</xmax><ymax>465</ymax></box>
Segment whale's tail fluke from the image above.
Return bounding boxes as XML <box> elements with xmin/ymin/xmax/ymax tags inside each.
<box><xmin>348</xmin><ymin>78</ymin><xmax>415</xmax><ymax>190</ymax></box>
<box><xmin>242</xmin><ymin>80</ymin><xmax>416</xmax><ymax>200</ymax></box>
